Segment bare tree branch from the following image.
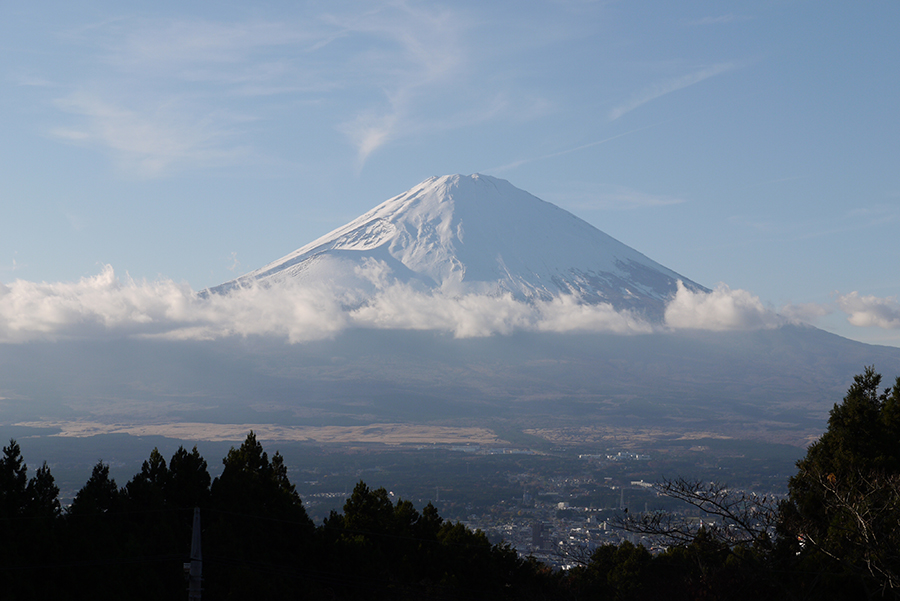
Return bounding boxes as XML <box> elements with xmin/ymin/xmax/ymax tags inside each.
<box><xmin>611</xmin><ymin>478</ymin><xmax>779</xmax><ymax>550</ymax></box>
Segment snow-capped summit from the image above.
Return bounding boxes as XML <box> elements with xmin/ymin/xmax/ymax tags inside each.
<box><xmin>214</xmin><ymin>174</ymin><xmax>707</xmax><ymax>319</ymax></box>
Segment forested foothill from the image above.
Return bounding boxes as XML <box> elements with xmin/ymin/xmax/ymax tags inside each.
<box><xmin>1</xmin><ymin>369</ymin><xmax>899</xmax><ymax>600</ymax></box>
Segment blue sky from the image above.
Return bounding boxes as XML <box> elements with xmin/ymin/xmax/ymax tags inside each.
<box><xmin>2</xmin><ymin>1</ymin><xmax>899</xmax><ymax>346</ymax></box>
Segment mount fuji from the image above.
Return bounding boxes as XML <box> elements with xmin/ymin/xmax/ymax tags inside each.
<box><xmin>213</xmin><ymin>174</ymin><xmax>707</xmax><ymax>320</ymax></box>
<box><xmin>189</xmin><ymin>173</ymin><xmax>900</xmax><ymax>445</ymax></box>
<box><xmin>3</xmin><ymin>175</ymin><xmax>900</xmax><ymax>455</ymax></box>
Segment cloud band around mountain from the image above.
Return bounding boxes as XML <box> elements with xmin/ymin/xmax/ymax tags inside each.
<box><xmin>0</xmin><ymin>267</ymin><xmax>882</xmax><ymax>344</ymax></box>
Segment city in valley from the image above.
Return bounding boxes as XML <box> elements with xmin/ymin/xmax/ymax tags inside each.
<box><xmin>291</xmin><ymin>438</ymin><xmax>798</xmax><ymax>565</ymax></box>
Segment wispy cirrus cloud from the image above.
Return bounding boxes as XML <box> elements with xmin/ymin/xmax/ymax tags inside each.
<box><xmin>609</xmin><ymin>63</ymin><xmax>736</xmax><ymax>121</ymax></box>
<box><xmin>39</xmin><ymin>4</ymin><xmax>510</xmax><ymax>173</ymax></box>
<box><xmin>14</xmin><ymin>75</ymin><xmax>56</xmax><ymax>88</ymax></box>
<box><xmin>489</xmin><ymin>122</ymin><xmax>662</xmax><ymax>173</ymax></box>
<box><xmin>108</xmin><ymin>20</ymin><xmax>322</xmax><ymax>70</ymax></box>
<box><xmin>46</xmin><ymin>18</ymin><xmax>331</xmax><ymax>176</ymax></box>
<box><xmin>687</xmin><ymin>15</ymin><xmax>753</xmax><ymax>26</ymax></box>
<box><xmin>561</xmin><ymin>183</ymin><xmax>685</xmax><ymax>211</ymax></box>
<box><xmin>327</xmin><ymin>3</ymin><xmax>472</xmax><ymax>164</ymax></box>
<box><xmin>845</xmin><ymin>204</ymin><xmax>900</xmax><ymax>228</ymax></box>
<box><xmin>51</xmin><ymin>92</ymin><xmax>251</xmax><ymax>177</ymax></box>
<box><xmin>36</xmin><ymin>0</ymin><xmax>611</xmax><ymax>177</ymax></box>
<box><xmin>727</xmin><ymin>202</ymin><xmax>900</xmax><ymax>243</ymax></box>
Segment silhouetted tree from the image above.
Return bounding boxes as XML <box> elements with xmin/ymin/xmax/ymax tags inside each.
<box><xmin>779</xmin><ymin>367</ymin><xmax>900</xmax><ymax>599</ymax></box>
<box><xmin>167</xmin><ymin>445</ymin><xmax>211</xmax><ymax>509</ymax></box>
<box><xmin>122</xmin><ymin>447</ymin><xmax>168</xmax><ymax>509</ymax></box>
<box><xmin>69</xmin><ymin>461</ymin><xmax>120</xmax><ymax>516</ymax></box>
<box><xmin>25</xmin><ymin>461</ymin><xmax>60</xmax><ymax>519</ymax></box>
<box><xmin>206</xmin><ymin>432</ymin><xmax>315</xmax><ymax>600</ymax></box>
<box><xmin>0</xmin><ymin>439</ymin><xmax>28</xmax><ymax>517</ymax></box>
<box><xmin>0</xmin><ymin>442</ymin><xmax>62</xmax><ymax>598</ymax></box>
<box><xmin>320</xmin><ymin>480</ymin><xmax>544</xmax><ymax>600</ymax></box>
<box><xmin>212</xmin><ymin>431</ymin><xmax>307</xmax><ymax>519</ymax></box>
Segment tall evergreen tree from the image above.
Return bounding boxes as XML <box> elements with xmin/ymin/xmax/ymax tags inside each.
<box><xmin>122</xmin><ymin>447</ymin><xmax>168</xmax><ymax>509</ymax></box>
<box><xmin>780</xmin><ymin>367</ymin><xmax>900</xmax><ymax>597</ymax></box>
<box><xmin>25</xmin><ymin>461</ymin><xmax>60</xmax><ymax>519</ymax></box>
<box><xmin>69</xmin><ymin>461</ymin><xmax>120</xmax><ymax>516</ymax></box>
<box><xmin>0</xmin><ymin>439</ymin><xmax>28</xmax><ymax>517</ymax></box>
<box><xmin>206</xmin><ymin>432</ymin><xmax>315</xmax><ymax>600</ymax></box>
<box><xmin>167</xmin><ymin>445</ymin><xmax>211</xmax><ymax>509</ymax></box>
<box><xmin>212</xmin><ymin>431</ymin><xmax>308</xmax><ymax>519</ymax></box>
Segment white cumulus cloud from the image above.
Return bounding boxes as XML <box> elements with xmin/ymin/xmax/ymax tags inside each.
<box><xmin>533</xmin><ymin>295</ymin><xmax>655</xmax><ymax>335</ymax></box>
<box><xmin>837</xmin><ymin>292</ymin><xmax>900</xmax><ymax>329</ymax></box>
<box><xmin>664</xmin><ymin>281</ymin><xmax>784</xmax><ymax>331</ymax></box>
<box><xmin>2</xmin><ymin>269</ymin><xmax>828</xmax><ymax>344</ymax></box>
<box><xmin>0</xmin><ymin>266</ymin><xmax>659</xmax><ymax>343</ymax></box>
<box><xmin>0</xmin><ymin>266</ymin><xmax>349</xmax><ymax>343</ymax></box>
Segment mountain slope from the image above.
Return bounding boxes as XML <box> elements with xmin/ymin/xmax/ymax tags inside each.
<box><xmin>4</xmin><ymin>325</ymin><xmax>900</xmax><ymax>447</ymax></box>
<box><xmin>214</xmin><ymin>174</ymin><xmax>707</xmax><ymax>319</ymax></box>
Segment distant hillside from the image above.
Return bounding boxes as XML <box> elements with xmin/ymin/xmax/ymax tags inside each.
<box><xmin>2</xmin><ymin>325</ymin><xmax>899</xmax><ymax>447</ymax></box>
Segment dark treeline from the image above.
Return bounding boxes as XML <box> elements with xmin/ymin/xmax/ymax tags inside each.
<box><xmin>1</xmin><ymin>368</ymin><xmax>899</xmax><ymax>600</ymax></box>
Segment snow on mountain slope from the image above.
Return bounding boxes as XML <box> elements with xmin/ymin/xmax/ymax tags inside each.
<box><xmin>214</xmin><ymin>174</ymin><xmax>708</xmax><ymax>320</ymax></box>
